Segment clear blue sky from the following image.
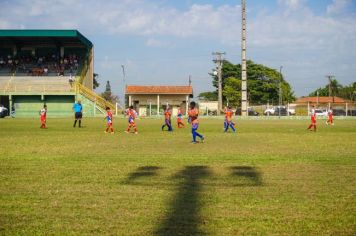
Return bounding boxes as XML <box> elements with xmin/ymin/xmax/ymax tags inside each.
<box><xmin>1</xmin><ymin>0</ymin><xmax>355</xmax><ymax>101</ymax></box>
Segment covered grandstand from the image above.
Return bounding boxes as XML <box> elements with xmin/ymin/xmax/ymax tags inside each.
<box><xmin>0</xmin><ymin>29</ymin><xmax>115</xmax><ymax>117</ymax></box>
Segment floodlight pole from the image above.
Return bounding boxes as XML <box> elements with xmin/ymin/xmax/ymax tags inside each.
<box><xmin>213</xmin><ymin>52</ymin><xmax>225</xmax><ymax>113</ymax></box>
<box><xmin>279</xmin><ymin>66</ymin><xmax>283</xmax><ymax>118</ymax></box>
<box><xmin>241</xmin><ymin>0</ymin><xmax>248</xmax><ymax>116</ymax></box>
<box><xmin>121</xmin><ymin>65</ymin><xmax>126</xmax><ymax>107</ymax></box>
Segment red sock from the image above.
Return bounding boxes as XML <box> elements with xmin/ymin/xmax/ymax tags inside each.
<box><xmin>307</xmin><ymin>124</ymin><xmax>313</xmax><ymax>129</ymax></box>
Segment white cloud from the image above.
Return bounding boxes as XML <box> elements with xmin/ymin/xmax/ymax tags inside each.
<box><xmin>327</xmin><ymin>0</ymin><xmax>352</xmax><ymax>15</ymax></box>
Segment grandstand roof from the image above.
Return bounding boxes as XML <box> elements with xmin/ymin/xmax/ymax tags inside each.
<box><xmin>126</xmin><ymin>85</ymin><xmax>193</xmax><ymax>95</ymax></box>
<box><xmin>0</xmin><ymin>29</ymin><xmax>92</xmax><ymax>48</ymax></box>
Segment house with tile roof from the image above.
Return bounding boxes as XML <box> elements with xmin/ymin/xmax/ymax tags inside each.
<box><xmin>125</xmin><ymin>85</ymin><xmax>193</xmax><ymax>116</ymax></box>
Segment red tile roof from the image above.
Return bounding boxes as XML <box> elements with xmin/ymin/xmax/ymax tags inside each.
<box><xmin>296</xmin><ymin>96</ymin><xmax>346</xmax><ymax>104</ymax></box>
<box><xmin>126</xmin><ymin>85</ymin><xmax>193</xmax><ymax>95</ymax></box>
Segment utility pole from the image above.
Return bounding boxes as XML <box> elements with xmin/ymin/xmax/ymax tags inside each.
<box><xmin>326</xmin><ymin>75</ymin><xmax>334</xmax><ymax>103</ymax></box>
<box><xmin>212</xmin><ymin>52</ymin><xmax>225</xmax><ymax>113</ymax></box>
<box><xmin>121</xmin><ymin>65</ymin><xmax>126</xmax><ymax>107</ymax></box>
<box><xmin>241</xmin><ymin>0</ymin><xmax>248</xmax><ymax>116</ymax></box>
<box><xmin>279</xmin><ymin>66</ymin><xmax>283</xmax><ymax>118</ymax></box>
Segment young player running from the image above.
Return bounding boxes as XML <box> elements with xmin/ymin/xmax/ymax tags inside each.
<box><xmin>326</xmin><ymin>108</ymin><xmax>334</xmax><ymax>126</ymax></box>
<box><xmin>224</xmin><ymin>106</ymin><xmax>236</xmax><ymax>133</ymax></box>
<box><xmin>307</xmin><ymin>105</ymin><xmax>317</xmax><ymax>132</ymax></box>
<box><xmin>177</xmin><ymin>107</ymin><xmax>185</xmax><ymax>128</ymax></box>
<box><xmin>39</xmin><ymin>104</ymin><xmax>47</xmax><ymax>129</ymax></box>
<box><xmin>161</xmin><ymin>106</ymin><xmax>173</xmax><ymax>131</ymax></box>
<box><xmin>125</xmin><ymin>105</ymin><xmax>138</xmax><ymax>134</ymax></box>
<box><xmin>104</xmin><ymin>107</ymin><xmax>114</xmax><ymax>134</ymax></box>
<box><xmin>188</xmin><ymin>101</ymin><xmax>204</xmax><ymax>144</ymax></box>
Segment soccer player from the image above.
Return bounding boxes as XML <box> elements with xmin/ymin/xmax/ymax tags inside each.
<box><xmin>188</xmin><ymin>101</ymin><xmax>204</xmax><ymax>144</ymax></box>
<box><xmin>125</xmin><ymin>105</ymin><xmax>138</xmax><ymax>134</ymax></box>
<box><xmin>161</xmin><ymin>106</ymin><xmax>173</xmax><ymax>131</ymax></box>
<box><xmin>223</xmin><ymin>106</ymin><xmax>228</xmax><ymax>130</ymax></box>
<box><xmin>39</xmin><ymin>104</ymin><xmax>47</xmax><ymax>129</ymax></box>
<box><xmin>326</xmin><ymin>108</ymin><xmax>334</xmax><ymax>126</ymax></box>
<box><xmin>307</xmin><ymin>105</ymin><xmax>317</xmax><ymax>131</ymax></box>
<box><xmin>104</xmin><ymin>107</ymin><xmax>114</xmax><ymax>134</ymax></box>
<box><xmin>177</xmin><ymin>107</ymin><xmax>185</xmax><ymax>128</ymax></box>
<box><xmin>73</xmin><ymin>100</ymin><xmax>83</xmax><ymax>128</ymax></box>
<box><xmin>224</xmin><ymin>106</ymin><xmax>236</xmax><ymax>133</ymax></box>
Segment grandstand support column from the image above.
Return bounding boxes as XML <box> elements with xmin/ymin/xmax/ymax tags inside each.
<box><xmin>129</xmin><ymin>95</ymin><xmax>132</xmax><ymax>106</ymax></box>
<box><xmin>157</xmin><ymin>95</ymin><xmax>160</xmax><ymax>116</ymax></box>
<box><xmin>186</xmin><ymin>95</ymin><xmax>189</xmax><ymax>116</ymax></box>
<box><xmin>9</xmin><ymin>95</ymin><xmax>12</xmax><ymax>114</ymax></box>
<box><xmin>60</xmin><ymin>47</ymin><xmax>64</xmax><ymax>57</ymax></box>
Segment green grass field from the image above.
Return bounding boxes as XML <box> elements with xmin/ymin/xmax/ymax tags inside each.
<box><xmin>0</xmin><ymin>117</ymin><xmax>355</xmax><ymax>235</ymax></box>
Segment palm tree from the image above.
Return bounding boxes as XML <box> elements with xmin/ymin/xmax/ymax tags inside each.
<box><xmin>329</xmin><ymin>79</ymin><xmax>342</xmax><ymax>103</ymax></box>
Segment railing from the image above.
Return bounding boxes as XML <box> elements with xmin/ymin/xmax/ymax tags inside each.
<box><xmin>75</xmin><ymin>82</ymin><xmax>116</xmax><ymax>112</ymax></box>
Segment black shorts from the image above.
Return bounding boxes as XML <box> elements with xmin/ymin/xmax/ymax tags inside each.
<box><xmin>75</xmin><ymin>112</ymin><xmax>82</xmax><ymax>119</ymax></box>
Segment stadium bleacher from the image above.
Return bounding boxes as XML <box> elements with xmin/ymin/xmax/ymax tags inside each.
<box><xmin>2</xmin><ymin>76</ymin><xmax>72</xmax><ymax>93</ymax></box>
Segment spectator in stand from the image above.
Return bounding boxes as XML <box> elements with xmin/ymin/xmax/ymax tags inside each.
<box><xmin>0</xmin><ymin>57</ymin><xmax>5</xmax><ymax>68</ymax></box>
<box><xmin>43</xmin><ymin>67</ymin><xmax>48</xmax><ymax>76</ymax></box>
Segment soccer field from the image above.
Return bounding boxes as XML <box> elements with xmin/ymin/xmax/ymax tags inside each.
<box><xmin>0</xmin><ymin>118</ymin><xmax>355</xmax><ymax>235</ymax></box>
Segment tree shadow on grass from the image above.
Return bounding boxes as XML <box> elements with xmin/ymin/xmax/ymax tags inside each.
<box><xmin>230</xmin><ymin>166</ymin><xmax>262</xmax><ymax>186</ymax></box>
<box><xmin>154</xmin><ymin>165</ymin><xmax>211</xmax><ymax>236</ymax></box>
<box><xmin>122</xmin><ymin>166</ymin><xmax>161</xmax><ymax>185</ymax></box>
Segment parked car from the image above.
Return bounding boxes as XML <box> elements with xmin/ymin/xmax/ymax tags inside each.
<box><xmin>0</xmin><ymin>105</ymin><xmax>8</xmax><ymax>118</ymax></box>
<box><xmin>347</xmin><ymin>110</ymin><xmax>356</xmax><ymax>116</ymax></box>
<box><xmin>264</xmin><ymin>106</ymin><xmax>294</xmax><ymax>116</ymax></box>
<box><xmin>313</xmin><ymin>109</ymin><xmax>328</xmax><ymax>117</ymax></box>
<box><xmin>235</xmin><ymin>107</ymin><xmax>259</xmax><ymax>116</ymax></box>
<box><xmin>333</xmin><ymin>109</ymin><xmax>346</xmax><ymax>116</ymax></box>
<box><xmin>274</xmin><ymin>107</ymin><xmax>288</xmax><ymax>116</ymax></box>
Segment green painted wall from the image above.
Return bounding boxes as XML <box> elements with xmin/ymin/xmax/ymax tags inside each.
<box><xmin>10</xmin><ymin>93</ymin><xmax>106</xmax><ymax>118</ymax></box>
<box><xmin>13</xmin><ymin>95</ymin><xmax>75</xmax><ymax>117</ymax></box>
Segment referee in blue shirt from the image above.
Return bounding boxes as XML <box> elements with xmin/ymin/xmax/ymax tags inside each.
<box><xmin>73</xmin><ymin>100</ymin><xmax>83</xmax><ymax>128</ymax></box>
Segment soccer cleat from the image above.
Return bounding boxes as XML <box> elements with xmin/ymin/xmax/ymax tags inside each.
<box><xmin>111</xmin><ymin>132</ymin><xmax>115</xmax><ymax>134</ymax></box>
<box><xmin>124</xmin><ymin>131</ymin><xmax>129</xmax><ymax>133</ymax></box>
<box><xmin>135</xmin><ymin>132</ymin><xmax>138</xmax><ymax>134</ymax></box>
<box><xmin>201</xmin><ymin>136</ymin><xmax>205</xmax><ymax>143</ymax></box>
<box><xmin>104</xmin><ymin>131</ymin><xmax>108</xmax><ymax>133</ymax></box>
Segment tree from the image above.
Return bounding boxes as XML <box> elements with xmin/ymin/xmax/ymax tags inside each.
<box><xmin>201</xmin><ymin>60</ymin><xmax>295</xmax><ymax>106</ymax></box>
<box><xmin>223</xmin><ymin>77</ymin><xmax>241</xmax><ymax>106</ymax></box>
<box><xmin>101</xmin><ymin>81</ymin><xmax>119</xmax><ymax>104</ymax></box>
<box><xmin>310</xmin><ymin>80</ymin><xmax>356</xmax><ymax>102</ymax></box>
<box><xmin>93</xmin><ymin>73</ymin><xmax>100</xmax><ymax>89</ymax></box>
<box><xmin>198</xmin><ymin>91</ymin><xmax>218</xmax><ymax>101</ymax></box>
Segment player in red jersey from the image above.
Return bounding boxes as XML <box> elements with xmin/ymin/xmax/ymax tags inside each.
<box><xmin>39</xmin><ymin>104</ymin><xmax>47</xmax><ymax>129</ymax></box>
<box><xmin>326</xmin><ymin>108</ymin><xmax>334</xmax><ymax>126</ymax></box>
<box><xmin>177</xmin><ymin>107</ymin><xmax>185</xmax><ymax>128</ymax></box>
<box><xmin>104</xmin><ymin>107</ymin><xmax>114</xmax><ymax>134</ymax></box>
<box><xmin>188</xmin><ymin>101</ymin><xmax>204</xmax><ymax>144</ymax></box>
<box><xmin>125</xmin><ymin>105</ymin><xmax>138</xmax><ymax>134</ymax></box>
<box><xmin>307</xmin><ymin>105</ymin><xmax>317</xmax><ymax>131</ymax></box>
